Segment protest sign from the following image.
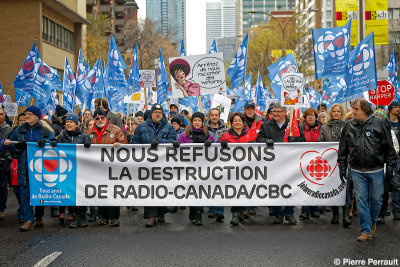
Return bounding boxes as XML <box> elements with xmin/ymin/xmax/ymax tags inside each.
<box><xmin>139</xmin><ymin>70</ymin><xmax>156</xmax><ymax>88</ymax></box>
<box><xmin>211</xmin><ymin>94</ymin><xmax>232</xmax><ymax>123</ymax></box>
<box><xmin>281</xmin><ymin>73</ymin><xmax>304</xmax><ymax>108</ymax></box>
<box><xmin>169</xmin><ymin>53</ymin><xmax>226</xmax><ymax>98</ymax></box>
<box><xmin>27</xmin><ymin>142</ymin><xmax>345</xmax><ymax>206</ymax></box>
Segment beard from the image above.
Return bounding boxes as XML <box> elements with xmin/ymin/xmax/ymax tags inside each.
<box><xmin>96</xmin><ymin>122</ymin><xmax>106</xmax><ymax>128</ymax></box>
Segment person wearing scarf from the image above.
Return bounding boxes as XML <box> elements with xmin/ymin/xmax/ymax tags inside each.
<box><xmin>177</xmin><ymin>112</ymin><xmax>215</xmax><ymax>225</ymax></box>
<box><xmin>86</xmin><ymin>108</ymin><xmax>126</xmax><ymax>227</ymax></box>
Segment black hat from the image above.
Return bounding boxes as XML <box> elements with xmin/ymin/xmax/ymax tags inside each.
<box><xmin>151</xmin><ymin>103</ymin><xmax>163</xmax><ymax>113</ymax></box>
<box><xmin>55</xmin><ymin>105</ymin><xmax>68</xmax><ymax>117</ymax></box>
<box><xmin>171</xmin><ymin>117</ymin><xmax>182</xmax><ymax>125</ymax></box>
<box><xmin>181</xmin><ymin>109</ymin><xmax>189</xmax><ymax>116</ymax></box>
<box><xmin>135</xmin><ymin>111</ymin><xmax>144</xmax><ymax>118</ymax></box>
<box><xmin>388</xmin><ymin>101</ymin><xmax>400</xmax><ymax>113</ymax></box>
<box><xmin>144</xmin><ymin>110</ymin><xmax>152</xmax><ymax>121</ymax></box>
<box><xmin>191</xmin><ymin>112</ymin><xmax>205</xmax><ymax>123</ymax></box>
<box><xmin>93</xmin><ymin>107</ymin><xmax>106</xmax><ymax>117</ymax></box>
<box><xmin>170</xmin><ymin>104</ymin><xmax>179</xmax><ymax>110</ymax></box>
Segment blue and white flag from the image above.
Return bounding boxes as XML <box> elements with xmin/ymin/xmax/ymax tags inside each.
<box><xmin>105</xmin><ymin>35</ymin><xmax>129</xmax><ymax>110</ymax></box>
<box><xmin>201</xmin><ymin>94</ymin><xmax>212</xmax><ymax>114</ymax></box>
<box><xmin>344</xmin><ymin>32</ymin><xmax>377</xmax><ymax>98</ymax></box>
<box><xmin>267</xmin><ymin>52</ymin><xmax>298</xmax><ymax>103</ymax></box>
<box><xmin>179</xmin><ymin>97</ymin><xmax>189</xmax><ymax>107</ymax></box>
<box><xmin>263</xmin><ymin>86</ymin><xmax>272</xmax><ymax>99</ymax></box>
<box><xmin>180</xmin><ymin>40</ymin><xmax>186</xmax><ymax>56</ymax></box>
<box><xmin>157</xmin><ymin>48</ymin><xmax>169</xmax><ymax>105</ymax></box>
<box><xmin>190</xmin><ymin>96</ymin><xmax>199</xmax><ymax>113</ymax></box>
<box><xmin>128</xmin><ymin>41</ymin><xmax>140</xmax><ymax>94</ymax></box>
<box><xmin>42</xmin><ymin>63</ymin><xmax>63</xmax><ymax>91</ymax></box>
<box><xmin>313</xmin><ymin>20</ymin><xmax>351</xmax><ymax>79</ymax></box>
<box><xmin>209</xmin><ymin>39</ymin><xmax>218</xmax><ymax>54</ymax></box>
<box><xmin>63</xmin><ymin>57</ymin><xmax>76</xmax><ymax>113</ymax></box>
<box><xmin>255</xmin><ymin>71</ymin><xmax>267</xmax><ymax>111</ymax></box>
<box><xmin>227</xmin><ymin>34</ymin><xmax>248</xmax><ymax>89</ymax></box>
<box><xmin>13</xmin><ymin>41</ymin><xmax>41</xmax><ymax>94</ymax></box>
<box><xmin>387</xmin><ymin>50</ymin><xmax>399</xmax><ymax>100</ymax></box>
<box><xmin>15</xmin><ymin>90</ymin><xmax>32</xmax><ymax>106</ymax></box>
<box><xmin>306</xmin><ymin>85</ymin><xmax>320</xmax><ymax>109</ymax></box>
<box><xmin>244</xmin><ymin>72</ymin><xmax>252</xmax><ymax>101</ymax></box>
<box><xmin>32</xmin><ymin>58</ymin><xmax>52</xmax><ymax>105</ymax></box>
<box><xmin>82</xmin><ymin>57</ymin><xmax>104</xmax><ymax>110</ymax></box>
<box><xmin>75</xmin><ymin>49</ymin><xmax>87</xmax><ymax>105</ymax></box>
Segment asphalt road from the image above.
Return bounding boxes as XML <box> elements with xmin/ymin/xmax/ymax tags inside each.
<box><xmin>1</xmin><ymin>192</ymin><xmax>399</xmax><ymax>267</ymax></box>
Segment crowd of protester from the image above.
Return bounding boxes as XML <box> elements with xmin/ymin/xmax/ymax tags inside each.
<box><xmin>0</xmin><ymin>97</ymin><xmax>399</xmax><ymax>242</ymax></box>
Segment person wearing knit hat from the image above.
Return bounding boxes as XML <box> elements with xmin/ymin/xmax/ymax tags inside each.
<box><xmin>55</xmin><ymin>105</ymin><xmax>68</xmax><ymax>118</ymax></box>
<box><xmin>25</xmin><ymin>106</ymin><xmax>42</xmax><ymax>119</ymax></box>
<box><xmin>93</xmin><ymin>107</ymin><xmax>106</xmax><ymax>118</ymax></box>
<box><xmin>65</xmin><ymin>114</ymin><xmax>79</xmax><ymax>125</ymax></box>
<box><xmin>135</xmin><ymin>111</ymin><xmax>144</xmax><ymax>123</ymax></box>
<box><xmin>151</xmin><ymin>103</ymin><xmax>163</xmax><ymax>113</ymax></box>
<box><xmin>388</xmin><ymin>101</ymin><xmax>400</xmax><ymax>114</ymax></box>
<box><xmin>171</xmin><ymin>115</ymin><xmax>185</xmax><ymax>139</ymax></box>
<box><xmin>191</xmin><ymin>112</ymin><xmax>205</xmax><ymax>123</ymax></box>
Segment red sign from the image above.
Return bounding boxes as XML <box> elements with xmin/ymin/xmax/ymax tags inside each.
<box><xmin>368</xmin><ymin>80</ymin><xmax>395</xmax><ymax>106</ymax></box>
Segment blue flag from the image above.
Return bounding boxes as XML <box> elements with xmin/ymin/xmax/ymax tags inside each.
<box><xmin>244</xmin><ymin>72</ymin><xmax>252</xmax><ymax>101</ymax></box>
<box><xmin>128</xmin><ymin>41</ymin><xmax>140</xmax><ymax>94</ymax></box>
<box><xmin>179</xmin><ymin>97</ymin><xmax>189</xmax><ymax>107</ymax></box>
<box><xmin>231</xmin><ymin>97</ymin><xmax>244</xmax><ymax>112</ymax></box>
<box><xmin>106</xmin><ymin>35</ymin><xmax>129</xmax><ymax>111</ymax></box>
<box><xmin>190</xmin><ymin>96</ymin><xmax>199</xmax><ymax>112</ymax></box>
<box><xmin>227</xmin><ymin>34</ymin><xmax>248</xmax><ymax>89</ymax></box>
<box><xmin>344</xmin><ymin>32</ymin><xmax>377</xmax><ymax>98</ymax></box>
<box><xmin>180</xmin><ymin>40</ymin><xmax>186</xmax><ymax>56</ymax></box>
<box><xmin>201</xmin><ymin>94</ymin><xmax>212</xmax><ymax>114</ymax></box>
<box><xmin>387</xmin><ymin>50</ymin><xmax>399</xmax><ymax>100</ymax></box>
<box><xmin>13</xmin><ymin>41</ymin><xmax>41</xmax><ymax>94</ymax></box>
<box><xmin>75</xmin><ymin>49</ymin><xmax>87</xmax><ymax>105</ymax></box>
<box><xmin>306</xmin><ymin>85</ymin><xmax>320</xmax><ymax>109</ymax></box>
<box><xmin>63</xmin><ymin>57</ymin><xmax>76</xmax><ymax>113</ymax></box>
<box><xmin>157</xmin><ymin>48</ymin><xmax>169</xmax><ymax>105</ymax></box>
<box><xmin>255</xmin><ymin>71</ymin><xmax>267</xmax><ymax>111</ymax></box>
<box><xmin>32</xmin><ymin>57</ymin><xmax>52</xmax><ymax>105</ymax></box>
<box><xmin>42</xmin><ymin>63</ymin><xmax>63</xmax><ymax>91</ymax></box>
<box><xmin>15</xmin><ymin>90</ymin><xmax>32</xmax><ymax>106</ymax></box>
<box><xmin>312</xmin><ymin>20</ymin><xmax>351</xmax><ymax>79</ymax></box>
<box><xmin>82</xmin><ymin>57</ymin><xmax>104</xmax><ymax>110</ymax></box>
<box><xmin>209</xmin><ymin>39</ymin><xmax>218</xmax><ymax>54</ymax></box>
<box><xmin>267</xmin><ymin>52</ymin><xmax>298</xmax><ymax>103</ymax></box>
<box><xmin>263</xmin><ymin>86</ymin><xmax>272</xmax><ymax>99</ymax></box>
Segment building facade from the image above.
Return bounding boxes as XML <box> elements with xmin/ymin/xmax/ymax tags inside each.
<box><xmin>0</xmin><ymin>0</ymin><xmax>88</xmax><ymax>110</ymax></box>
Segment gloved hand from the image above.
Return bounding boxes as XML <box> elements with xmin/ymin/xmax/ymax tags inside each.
<box><xmin>220</xmin><ymin>140</ymin><xmax>228</xmax><ymax>148</ymax></box>
<box><xmin>204</xmin><ymin>140</ymin><xmax>212</xmax><ymax>147</ymax></box>
<box><xmin>37</xmin><ymin>140</ymin><xmax>46</xmax><ymax>148</ymax></box>
<box><xmin>50</xmin><ymin>140</ymin><xmax>57</xmax><ymax>148</ymax></box>
<box><xmin>15</xmin><ymin>141</ymin><xmax>27</xmax><ymax>150</ymax></box>
<box><xmin>288</xmin><ymin>136</ymin><xmax>296</xmax><ymax>142</ymax></box>
<box><xmin>386</xmin><ymin>166</ymin><xmax>394</xmax><ymax>181</ymax></box>
<box><xmin>266</xmin><ymin>139</ymin><xmax>274</xmax><ymax>147</ymax></box>
<box><xmin>339</xmin><ymin>168</ymin><xmax>347</xmax><ymax>184</ymax></box>
<box><xmin>151</xmin><ymin>139</ymin><xmax>160</xmax><ymax>149</ymax></box>
<box><xmin>172</xmin><ymin>140</ymin><xmax>180</xmax><ymax>148</ymax></box>
<box><xmin>84</xmin><ymin>142</ymin><xmax>91</xmax><ymax>148</ymax></box>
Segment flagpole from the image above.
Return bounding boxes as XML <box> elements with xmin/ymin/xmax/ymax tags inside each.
<box><xmin>144</xmin><ymin>87</ymin><xmax>148</xmax><ymax>110</ymax></box>
<box><xmin>289</xmin><ymin>107</ymin><xmax>294</xmax><ymax>136</ymax></box>
<box><xmin>198</xmin><ymin>95</ymin><xmax>203</xmax><ymax>113</ymax></box>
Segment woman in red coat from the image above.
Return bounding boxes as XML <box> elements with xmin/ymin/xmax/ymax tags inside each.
<box><xmin>219</xmin><ymin>112</ymin><xmax>250</xmax><ymax>226</ymax></box>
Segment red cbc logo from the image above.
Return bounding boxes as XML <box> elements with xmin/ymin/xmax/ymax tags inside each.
<box><xmin>300</xmin><ymin>148</ymin><xmax>338</xmax><ymax>185</ymax></box>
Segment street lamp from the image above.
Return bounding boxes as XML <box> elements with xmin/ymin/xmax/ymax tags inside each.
<box><xmin>248</xmin><ymin>9</ymin><xmax>318</xmax><ymax>57</ymax></box>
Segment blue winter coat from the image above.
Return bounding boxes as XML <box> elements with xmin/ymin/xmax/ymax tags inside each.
<box><xmin>10</xmin><ymin>122</ymin><xmax>56</xmax><ymax>186</ymax></box>
<box><xmin>131</xmin><ymin>117</ymin><xmax>176</xmax><ymax>144</ymax></box>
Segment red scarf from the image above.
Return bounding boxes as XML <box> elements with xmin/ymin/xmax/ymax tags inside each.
<box><xmin>93</xmin><ymin>120</ymin><xmax>109</xmax><ymax>144</ymax></box>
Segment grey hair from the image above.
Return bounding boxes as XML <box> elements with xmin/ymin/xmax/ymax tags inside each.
<box><xmin>273</xmin><ymin>102</ymin><xmax>287</xmax><ymax>111</ymax></box>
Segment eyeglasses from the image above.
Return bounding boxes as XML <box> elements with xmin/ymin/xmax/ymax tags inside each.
<box><xmin>272</xmin><ymin>110</ymin><xmax>285</xmax><ymax>113</ymax></box>
<box><xmin>95</xmin><ymin>116</ymin><xmax>106</xmax><ymax>121</ymax></box>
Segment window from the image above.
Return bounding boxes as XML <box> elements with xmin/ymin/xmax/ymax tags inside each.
<box><xmin>394</xmin><ymin>8</ymin><xmax>400</xmax><ymax>19</ymax></box>
<box><xmin>42</xmin><ymin>17</ymin><xmax>74</xmax><ymax>52</ymax></box>
<box><xmin>326</xmin><ymin>0</ymin><xmax>332</xmax><ymax>6</ymax></box>
<box><xmin>326</xmin><ymin>21</ymin><xmax>332</xmax><ymax>27</ymax></box>
<box><xmin>326</xmin><ymin>10</ymin><xmax>332</xmax><ymax>18</ymax></box>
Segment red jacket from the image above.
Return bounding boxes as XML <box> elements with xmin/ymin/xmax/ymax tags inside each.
<box><xmin>219</xmin><ymin>128</ymin><xmax>248</xmax><ymax>143</ymax></box>
<box><xmin>300</xmin><ymin>121</ymin><xmax>321</xmax><ymax>142</ymax></box>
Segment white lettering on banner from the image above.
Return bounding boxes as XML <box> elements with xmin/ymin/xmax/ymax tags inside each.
<box><xmin>28</xmin><ymin>143</ymin><xmax>345</xmax><ymax>206</ymax></box>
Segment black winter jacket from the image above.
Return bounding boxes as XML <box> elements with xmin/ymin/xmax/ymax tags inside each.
<box><xmin>256</xmin><ymin>117</ymin><xmax>305</xmax><ymax>142</ymax></box>
<box><xmin>57</xmin><ymin>128</ymin><xmax>91</xmax><ymax>145</ymax></box>
<box><xmin>338</xmin><ymin>115</ymin><xmax>397</xmax><ymax>173</ymax></box>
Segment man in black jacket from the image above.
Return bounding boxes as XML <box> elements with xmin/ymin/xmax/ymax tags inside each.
<box><xmin>257</xmin><ymin>103</ymin><xmax>304</xmax><ymax>225</ymax></box>
<box><xmin>338</xmin><ymin>99</ymin><xmax>397</xmax><ymax>242</ymax></box>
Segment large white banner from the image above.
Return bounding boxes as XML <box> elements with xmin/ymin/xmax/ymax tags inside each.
<box><xmin>27</xmin><ymin>143</ymin><xmax>345</xmax><ymax>206</ymax></box>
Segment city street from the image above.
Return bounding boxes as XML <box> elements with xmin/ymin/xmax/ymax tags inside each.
<box><xmin>1</xmin><ymin>193</ymin><xmax>399</xmax><ymax>267</ymax></box>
